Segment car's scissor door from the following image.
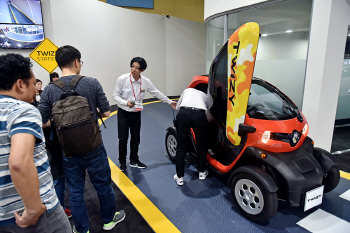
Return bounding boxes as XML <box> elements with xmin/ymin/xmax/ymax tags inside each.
<box><xmin>226</xmin><ymin>22</ymin><xmax>260</xmax><ymax>146</ymax></box>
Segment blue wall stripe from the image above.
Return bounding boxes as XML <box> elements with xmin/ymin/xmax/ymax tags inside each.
<box><xmin>107</xmin><ymin>0</ymin><xmax>153</xmax><ymax>9</ymax></box>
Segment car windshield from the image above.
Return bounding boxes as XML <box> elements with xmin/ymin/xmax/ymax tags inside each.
<box><xmin>247</xmin><ymin>79</ymin><xmax>300</xmax><ymax>120</ymax></box>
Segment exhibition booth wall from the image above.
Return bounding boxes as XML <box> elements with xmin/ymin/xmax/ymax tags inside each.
<box><xmin>0</xmin><ymin>0</ymin><xmax>207</xmax><ymax>103</ymax></box>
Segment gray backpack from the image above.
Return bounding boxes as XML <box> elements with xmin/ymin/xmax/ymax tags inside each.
<box><xmin>51</xmin><ymin>75</ymin><xmax>102</xmax><ymax>157</ymax></box>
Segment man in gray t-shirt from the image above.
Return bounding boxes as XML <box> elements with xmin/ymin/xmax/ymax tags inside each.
<box><xmin>38</xmin><ymin>45</ymin><xmax>125</xmax><ymax>233</ymax></box>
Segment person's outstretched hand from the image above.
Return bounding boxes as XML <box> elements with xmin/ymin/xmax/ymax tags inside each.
<box><xmin>170</xmin><ymin>101</ymin><xmax>177</xmax><ymax>110</ymax></box>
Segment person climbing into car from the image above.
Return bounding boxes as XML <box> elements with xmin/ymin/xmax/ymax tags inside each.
<box><xmin>174</xmin><ymin>84</ymin><xmax>209</xmax><ymax>186</ymax></box>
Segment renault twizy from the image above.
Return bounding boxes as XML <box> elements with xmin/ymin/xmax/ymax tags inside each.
<box><xmin>165</xmin><ymin>23</ymin><xmax>340</xmax><ymax>224</ymax></box>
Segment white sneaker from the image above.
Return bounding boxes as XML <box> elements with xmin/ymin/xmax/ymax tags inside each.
<box><xmin>199</xmin><ymin>170</ymin><xmax>209</xmax><ymax>180</ymax></box>
<box><xmin>174</xmin><ymin>174</ymin><xmax>184</xmax><ymax>186</ymax></box>
<box><xmin>207</xmin><ymin>149</ymin><xmax>215</xmax><ymax>156</ymax></box>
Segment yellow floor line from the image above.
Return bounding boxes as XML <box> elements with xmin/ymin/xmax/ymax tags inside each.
<box><xmin>98</xmin><ymin>98</ymin><xmax>180</xmax><ymax>233</ymax></box>
<box><xmin>108</xmin><ymin>158</ymin><xmax>180</xmax><ymax>233</ymax></box>
<box><xmin>340</xmin><ymin>170</ymin><xmax>350</xmax><ymax>180</ymax></box>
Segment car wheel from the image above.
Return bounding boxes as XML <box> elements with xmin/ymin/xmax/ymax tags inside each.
<box><xmin>323</xmin><ymin>166</ymin><xmax>340</xmax><ymax>193</ymax></box>
<box><xmin>165</xmin><ymin>129</ymin><xmax>177</xmax><ymax>162</ymax></box>
<box><xmin>231</xmin><ymin>173</ymin><xmax>278</xmax><ymax>224</ymax></box>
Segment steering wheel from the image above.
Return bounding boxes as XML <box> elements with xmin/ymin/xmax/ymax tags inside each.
<box><xmin>247</xmin><ymin>103</ymin><xmax>264</xmax><ymax>112</ymax></box>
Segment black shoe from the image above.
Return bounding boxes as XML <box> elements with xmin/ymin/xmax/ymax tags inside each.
<box><xmin>130</xmin><ymin>160</ymin><xmax>147</xmax><ymax>169</ymax></box>
<box><xmin>120</xmin><ymin>163</ymin><xmax>127</xmax><ymax>172</ymax></box>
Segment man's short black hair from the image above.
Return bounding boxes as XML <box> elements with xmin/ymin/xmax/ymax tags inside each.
<box><xmin>130</xmin><ymin>57</ymin><xmax>147</xmax><ymax>71</ymax></box>
<box><xmin>36</xmin><ymin>79</ymin><xmax>42</xmax><ymax>84</ymax></box>
<box><xmin>0</xmin><ymin>53</ymin><xmax>33</xmax><ymax>91</ymax></box>
<box><xmin>55</xmin><ymin>45</ymin><xmax>81</xmax><ymax>69</ymax></box>
<box><xmin>50</xmin><ymin>72</ymin><xmax>59</xmax><ymax>79</ymax></box>
<box><xmin>50</xmin><ymin>72</ymin><xmax>59</xmax><ymax>82</ymax></box>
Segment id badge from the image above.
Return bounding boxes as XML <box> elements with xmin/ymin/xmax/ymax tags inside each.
<box><xmin>135</xmin><ymin>101</ymin><xmax>143</xmax><ymax>111</ymax></box>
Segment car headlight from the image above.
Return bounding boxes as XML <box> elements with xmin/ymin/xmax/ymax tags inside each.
<box><xmin>302</xmin><ymin>123</ymin><xmax>308</xmax><ymax>135</ymax></box>
<box><xmin>262</xmin><ymin>131</ymin><xmax>270</xmax><ymax>144</ymax></box>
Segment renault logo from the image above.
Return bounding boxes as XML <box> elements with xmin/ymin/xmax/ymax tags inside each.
<box><xmin>292</xmin><ymin>131</ymin><xmax>300</xmax><ymax>144</ymax></box>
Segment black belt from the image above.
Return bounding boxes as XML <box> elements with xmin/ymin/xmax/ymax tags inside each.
<box><xmin>180</xmin><ymin>106</ymin><xmax>205</xmax><ymax>113</ymax></box>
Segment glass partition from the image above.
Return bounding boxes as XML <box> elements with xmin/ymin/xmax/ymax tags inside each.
<box><xmin>206</xmin><ymin>0</ymin><xmax>312</xmax><ymax>108</ymax></box>
<box><xmin>335</xmin><ymin>56</ymin><xmax>350</xmax><ymax>120</ymax></box>
<box><xmin>331</xmin><ymin>27</ymin><xmax>350</xmax><ymax>153</ymax></box>
<box><xmin>331</xmin><ymin>57</ymin><xmax>350</xmax><ymax>153</ymax></box>
<box><xmin>206</xmin><ymin>15</ymin><xmax>225</xmax><ymax>72</ymax></box>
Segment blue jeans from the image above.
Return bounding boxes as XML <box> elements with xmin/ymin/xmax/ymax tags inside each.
<box><xmin>62</xmin><ymin>144</ymin><xmax>116</xmax><ymax>233</ymax></box>
<box><xmin>53</xmin><ymin>176</ymin><xmax>66</xmax><ymax>209</ymax></box>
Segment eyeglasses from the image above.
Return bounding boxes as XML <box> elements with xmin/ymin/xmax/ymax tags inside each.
<box><xmin>80</xmin><ymin>60</ymin><xmax>84</xmax><ymax>66</ymax></box>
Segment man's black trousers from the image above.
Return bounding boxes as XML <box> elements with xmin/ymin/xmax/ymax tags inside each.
<box><xmin>117</xmin><ymin>108</ymin><xmax>141</xmax><ymax>164</ymax></box>
<box><xmin>175</xmin><ymin>108</ymin><xmax>207</xmax><ymax>178</ymax></box>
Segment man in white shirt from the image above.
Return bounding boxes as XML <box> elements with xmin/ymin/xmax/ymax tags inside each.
<box><xmin>113</xmin><ymin>57</ymin><xmax>177</xmax><ymax>171</ymax></box>
<box><xmin>174</xmin><ymin>84</ymin><xmax>209</xmax><ymax>186</ymax></box>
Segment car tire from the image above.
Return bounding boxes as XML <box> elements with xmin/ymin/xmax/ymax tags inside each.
<box><xmin>231</xmin><ymin>173</ymin><xmax>278</xmax><ymax>224</ymax></box>
<box><xmin>323</xmin><ymin>166</ymin><xmax>340</xmax><ymax>193</ymax></box>
<box><xmin>165</xmin><ymin>129</ymin><xmax>177</xmax><ymax>162</ymax></box>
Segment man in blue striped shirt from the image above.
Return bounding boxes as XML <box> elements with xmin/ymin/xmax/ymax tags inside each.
<box><xmin>0</xmin><ymin>54</ymin><xmax>71</xmax><ymax>232</ymax></box>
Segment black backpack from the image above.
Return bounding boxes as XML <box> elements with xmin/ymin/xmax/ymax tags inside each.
<box><xmin>51</xmin><ymin>75</ymin><xmax>102</xmax><ymax>157</ymax></box>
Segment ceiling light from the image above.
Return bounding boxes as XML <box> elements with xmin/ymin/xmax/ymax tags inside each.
<box><xmin>286</xmin><ymin>30</ymin><xmax>293</xmax><ymax>33</ymax></box>
<box><xmin>261</xmin><ymin>34</ymin><xmax>267</xmax><ymax>37</ymax></box>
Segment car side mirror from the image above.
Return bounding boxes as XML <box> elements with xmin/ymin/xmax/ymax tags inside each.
<box><xmin>238</xmin><ymin>123</ymin><xmax>256</xmax><ymax>137</ymax></box>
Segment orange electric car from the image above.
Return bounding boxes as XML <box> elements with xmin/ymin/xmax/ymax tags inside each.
<box><xmin>165</xmin><ymin>24</ymin><xmax>340</xmax><ymax>224</ymax></box>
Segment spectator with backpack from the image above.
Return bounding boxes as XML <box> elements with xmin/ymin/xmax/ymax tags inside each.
<box><xmin>38</xmin><ymin>45</ymin><xmax>125</xmax><ymax>233</ymax></box>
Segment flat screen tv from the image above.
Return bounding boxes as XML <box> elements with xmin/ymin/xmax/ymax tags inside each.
<box><xmin>0</xmin><ymin>0</ymin><xmax>44</xmax><ymax>49</ymax></box>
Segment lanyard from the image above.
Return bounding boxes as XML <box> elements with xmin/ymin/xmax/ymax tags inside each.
<box><xmin>130</xmin><ymin>73</ymin><xmax>142</xmax><ymax>102</ymax></box>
